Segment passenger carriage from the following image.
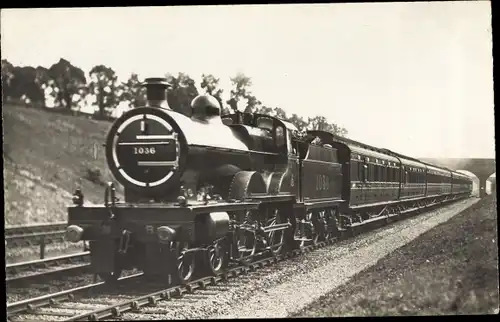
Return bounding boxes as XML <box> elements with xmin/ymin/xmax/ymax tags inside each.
<box><xmin>451</xmin><ymin>171</ymin><xmax>474</xmax><ymax>196</ymax></box>
<box><xmin>424</xmin><ymin>163</ymin><xmax>452</xmax><ymax>197</ymax></box>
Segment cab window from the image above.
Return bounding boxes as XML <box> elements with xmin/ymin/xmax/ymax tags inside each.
<box><xmin>275</xmin><ymin>125</ymin><xmax>285</xmax><ymax>149</ymax></box>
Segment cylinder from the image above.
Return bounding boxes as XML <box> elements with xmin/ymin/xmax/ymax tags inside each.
<box><xmin>195</xmin><ymin>212</ymin><xmax>230</xmax><ymax>244</ymax></box>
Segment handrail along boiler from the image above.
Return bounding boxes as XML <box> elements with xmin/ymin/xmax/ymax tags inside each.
<box><xmin>66</xmin><ymin>77</ymin><xmax>473</xmax><ymax>285</ymax></box>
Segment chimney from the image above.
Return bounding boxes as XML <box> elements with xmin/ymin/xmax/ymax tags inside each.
<box><xmin>142</xmin><ymin>77</ymin><xmax>172</xmax><ymax>109</ymax></box>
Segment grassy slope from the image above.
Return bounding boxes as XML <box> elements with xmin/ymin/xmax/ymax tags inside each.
<box><xmin>3</xmin><ymin>104</ymin><xmax>123</xmax><ymax>225</ymax></box>
<box><xmin>294</xmin><ymin>195</ymin><xmax>499</xmax><ymax>316</ymax></box>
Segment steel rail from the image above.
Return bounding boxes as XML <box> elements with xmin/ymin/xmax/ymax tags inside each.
<box><xmin>5</xmin><ymin>222</ymin><xmax>84</xmax><ymax>260</ymax></box>
<box><xmin>5</xmin><ymin>222</ymin><xmax>67</xmax><ymax>237</ymax></box>
<box><xmin>6</xmin><ymin>196</ymin><xmax>466</xmax><ymax>321</ymax></box>
<box><xmin>6</xmin><ymin>252</ymin><xmax>91</xmax><ymax>286</ymax></box>
<box><xmin>6</xmin><ymin>230</ymin><xmax>67</xmax><ymax>248</ymax></box>
<box><xmin>7</xmin><ymin>273</ymin><xmax>144</xmax><ymax>317</ymax></box>
<box><xmin>7</xmin><ymin>263</ymin><xmax>92</xmax><ymax>286</ymax></box>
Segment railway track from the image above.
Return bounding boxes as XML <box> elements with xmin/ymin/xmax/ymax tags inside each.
<box><xmin>5</xmin><ymin>222</ymin><xmax>68</xmax><ymax>248</ymax></box>
<box><xmin>6</xmin><ymin>252</ymin><xmax>91</xmax><ymax>287</ymax></box>
<box><xmin>7</xmin><ymin>197</ymin><xmax>462</xmax><ymax>321</ymax></box>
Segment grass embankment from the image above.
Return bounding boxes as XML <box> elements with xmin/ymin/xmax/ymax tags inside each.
<box><xmin>3</xmin><ymin>104</ymin><xmax>123</xmax><ymax>225</ymax></box>
<box><xmin>294</xmin><ymin>195</ymin><xmax>499</xmax><ymax>316</ymax></box>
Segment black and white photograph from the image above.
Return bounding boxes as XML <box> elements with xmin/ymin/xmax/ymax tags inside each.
<box><xmin>2</xmin><ymin>2</ymin><xmax>498</xmax><ymax>320</ymax></box>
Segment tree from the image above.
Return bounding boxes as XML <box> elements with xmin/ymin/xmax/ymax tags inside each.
<box><xmin>7</xmin><ymin>65</ymin><xmax>47</xmax><ymax>107</ymax></box>
<box><xmin>307</xmin><ymin>115</ymin><xmax>348</xmax><ymax>137</ymax></box>
<box><xmin>254</xmin><ymin>105</ymin><xmax>274</xmax><ymax>116</ymax></box>
<box><xmin>47</xmin><ymin>58</ymin><xmax>87</xmax><ymax>109</ymax></box>
<box><xmin>272</xmin><ymin>107</ymin><xmax>288</xmax><ymax>120</ymax></box>
<box><xmin>119</xmin><ymin>73</ymin><xmax>146</xmax><ymax>108</ymax></box>
<box><xmin>287</xmin><ymin>113</ymin><xmax>309</xmax><ymax>132</ymax></box>
<box><xmin>165</xmin><ymin>72</ymin><xmax>199</xmax><ymax>116</ymax></box>
<box><xmin>1</xmin><ymin>59</ymin><xmax>15</xmax><ymax>102</ymax></box>
<box><xmin>88</xmin><ymin>65</ymin><xmax>119</xmax><ymax>117</ymax></box>
<box><xmin>255</xmin><ymin>104</ymin><xmax>347</xmax><ymax>136</ymax></box>
<box><xmin>226</xmin><ymin>73</ymin><xmax>261</xmax><ymax>113</ymax></box>
<box><xmin>200</xmin><ymin>74</ymin><xmax>224</xmax><ymax>110</ymax></box>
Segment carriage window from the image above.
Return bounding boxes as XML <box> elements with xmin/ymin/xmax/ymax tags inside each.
<box><xmin>351</xmin><ymin>161</ymin><xmax>359</xmax><ymax>181</ymax></box>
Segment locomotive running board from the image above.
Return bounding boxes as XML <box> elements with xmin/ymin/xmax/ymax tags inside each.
<box><xmin>349</xmin><ymin>215</ymin><xmax>388</xmax><ymax>228</ymax></box>
<box><xmin>68</xmin><ymin>201</ymin><xmax>261</xmax><ymax>219</ymax></box>
<box><xmin>249</xmin><ymin>194</ymin><xmax>295</xmax><ymax>203</ymax></box>
<box><xmin>302</xmin><ymin>199</ymin><xmax>345</xmax><ymax>211</ymax></box>
<box><xmin>349</xmin><ymin>196</ymin><xmax>430</xmax><ymax>210</ymax></box>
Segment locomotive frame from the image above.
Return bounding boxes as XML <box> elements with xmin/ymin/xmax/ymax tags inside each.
<box><xmin>66</xmin><ymin>77</ymin><xmax>473</xmax><ymax>285</ymax></box>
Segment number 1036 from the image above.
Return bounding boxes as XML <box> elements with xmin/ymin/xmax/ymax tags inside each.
<box><xmin>134</xmin><ymin>147</ymin><xmax>156</xmax><ymax>155</ymax></box>
<box><xmin>316</xmin><ymin>174</ymin><xmax>329</xmax><ymax>191</ymax></box>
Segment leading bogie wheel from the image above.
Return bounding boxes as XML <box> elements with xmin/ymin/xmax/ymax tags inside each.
<box><xmin>172</xmin><ymin>240</ymin><xmax>195</xmax><ymax>285</ymax></box>
<box><xmin>204</xmin><ymin>238</ymin><xmax>229</xmax><ymax>276</ymax></box>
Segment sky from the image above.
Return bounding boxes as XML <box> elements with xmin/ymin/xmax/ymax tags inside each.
<box><xmin>1</xmin><ymin>2</ymin><xmax>495</xmax><ymax>159</ymax></box>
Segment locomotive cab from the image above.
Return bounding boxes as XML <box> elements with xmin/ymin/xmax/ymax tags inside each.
<box><xmin>221</xmin><ymin>111</ymin><xmax>294</xmax><ymax>156</ymax></box>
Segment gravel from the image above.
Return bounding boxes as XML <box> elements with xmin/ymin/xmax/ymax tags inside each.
<box><xmin>111</xmin><ymin>198</ymin><xmax>478</xmax><ymax>320</ymax></box>
<box><xmin>7</xmin><ymin>268</ymin><xmax>140</xmax><ymax>303</ymax></box>
<box><xmin>7</xmin><ymin>272</ymin><xmax>97</xmax><ymax>303</ymax></box>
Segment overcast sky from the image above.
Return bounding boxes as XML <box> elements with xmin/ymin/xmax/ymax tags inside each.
<box><xmin>1</xmin><ymin>2</ymin><xmax>494</xmax><ymax>159</ymax></box>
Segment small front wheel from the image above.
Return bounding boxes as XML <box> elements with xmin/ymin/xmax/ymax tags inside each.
<box><xmin>172</xmin><ymin>241</ymin><xmax>195</xmax><ymax>285</ymax></box>
<box><xmin>204</xmin><ymin>239</ymin><xmax>229</xmax><ymax>276</ymax></box>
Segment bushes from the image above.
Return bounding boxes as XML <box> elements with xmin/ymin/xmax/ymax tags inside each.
<box><xmin>85</xmin><ymin>167</ymin><xmax>106</xmax><ymax>186</ymax></box>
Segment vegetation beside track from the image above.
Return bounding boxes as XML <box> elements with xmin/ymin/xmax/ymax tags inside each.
<box><xmin>294</xmin><ymin>195</ymin><xmax>499</xmax><ymax>317</ymax></box>
<box><xmin>3</xmin><ymin>104</ymin><xmax>118</xmax><ymax>225</ymax></box>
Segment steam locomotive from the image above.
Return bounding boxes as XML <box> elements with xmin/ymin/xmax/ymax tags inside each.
<box><xmin>66</xmin><ymin>77</ymin><xmax>473</xmax><ymax>285</ymax></box>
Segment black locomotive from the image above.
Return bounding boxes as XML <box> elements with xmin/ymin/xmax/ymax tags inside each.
<box><xmin>66</xmin><ymin>77</ymin><xmax>473</xmax><ymax>285</ymax></box>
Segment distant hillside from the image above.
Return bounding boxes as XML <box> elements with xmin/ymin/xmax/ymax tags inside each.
<box><xmin>3</xmin><ymin>104</ymin><xmax>123</xmax><ymax>225</ymax></box>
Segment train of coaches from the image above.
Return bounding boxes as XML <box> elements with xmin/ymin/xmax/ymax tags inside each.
<box><xmin>65</xmin><ymin>77</ymin><xmax>473</xmax><ymax>285</ymax></box>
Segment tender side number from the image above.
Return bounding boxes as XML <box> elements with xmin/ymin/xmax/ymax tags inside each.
<box><xmin>134</xmin><ymin>147</ymin><xmax>156</xmax><ymax>155</ymax></box>
<box><xmin>316</xmin><ymin>174</ymin><xmax>330</xmax><ymax>191</ymax></box>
